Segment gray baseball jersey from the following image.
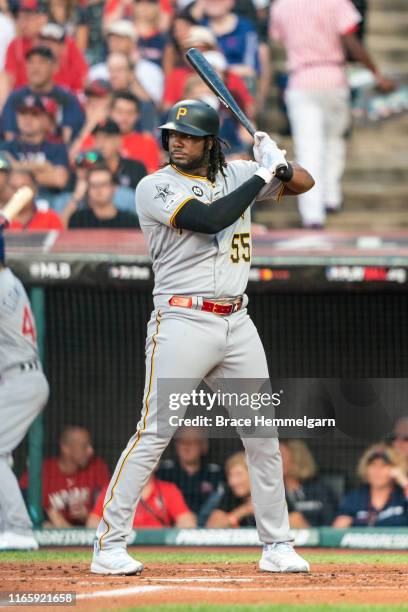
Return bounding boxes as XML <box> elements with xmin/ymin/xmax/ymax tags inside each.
<box><xmin>0</xmin><ymin>266</ymin><xmax>49</xmax><ymax>537</ymax></box>
<box><xmin>95</xmin><ymin>160</ymin><xmax>292</xmax><ymax>556</ymax></box>
<box><xmin>0</xmin><ymin>267</ymin><xmax>39</xmax><ymax>371</ymax></box>
<box><xmin>135</xmin><ymin>160</ymin><xmax>284</xmax><ymax>297</ymax></box>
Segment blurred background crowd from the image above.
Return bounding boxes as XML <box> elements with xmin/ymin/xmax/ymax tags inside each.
<box><xmin>20</xmin><ymin>420</ymin><xmax>408</xmax><ymax>530</ymax></box>
<box><xmin>0</xmin><ymin>0</ymin><xmax>401</xmax><ymax>230</ymax></box>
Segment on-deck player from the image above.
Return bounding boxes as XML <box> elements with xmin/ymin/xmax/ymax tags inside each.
<box><xmin>0</xmin><ymin>229</ymin><xmax>49</xmax><ymax>550</ymax></box>
<box><xmin>91</xmin><ymin>99</ymin><xmax>314</xmax><ymax>575</ymax></box>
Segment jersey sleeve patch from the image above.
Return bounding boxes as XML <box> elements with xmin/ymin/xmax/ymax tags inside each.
<box><xmin>136</xmin><ymin>176</ymin><xmax>195</xmax><ymax>228</ymax></box>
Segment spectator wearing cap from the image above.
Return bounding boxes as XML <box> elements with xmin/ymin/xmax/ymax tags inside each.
<box><xmin>0</xmin><ymin>96</ymin><xmax>69</xmax><ymax>207</ymax></box>
<box><xmin>72</xmin><ymin>91</ymin><xmax>160</xmax><ymax>174</ymax></box>
<box><xmin>68</xmin><ymin>165</ymin><xmax>139</xmax><ymax>229</ymax></box>
<box><xmin>0</xmin><ymin>0</ymin><xmax>48</xmax><ymax>109</ymax></box>
<box><xmin>333</xmin><ymin>443</ymin><xmax>408</xmax><ymax>528</ymax></box>
<box><xmin>38</xmin><ymin>22</ymin><xmax>88</xmax><ymax>94</ymax></box>
<box><xmin>2</xmin><ymin>46</ymin><xmax>85</xmax><ymax>144</ymax></box>
<box><xmin>91</xmin><ymin>119</ymin><xmax>146</xmax><ymax>205</ymax></box>
<box><xmin>6</xmin><ymin>168</ymin><xmax>63</xmax><ymax>230</ymax></box>
<box><xmin>0</xmin><ymin>153</ymin><xmax>11</xmax><ymax>207</ymax></box>
<box><xmin>88</xmin><ymin>21</ymin><xmax>164</xmax><ymax>108</ymax></box>
<box><xmin>68</xmin><ymin>79</ymin><xmax>113</xmax><ymax>165</ymax></box>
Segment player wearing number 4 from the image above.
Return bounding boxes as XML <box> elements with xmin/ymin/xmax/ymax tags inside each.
<box><xmin>91</xmin><ymin>100</ymin><xmax>314</xmax><ymax>576</ymax></box>
<box><xmin>0</xmin><ymin>228</ymin><xmax>49</xmax><ymax>551</ymax></box>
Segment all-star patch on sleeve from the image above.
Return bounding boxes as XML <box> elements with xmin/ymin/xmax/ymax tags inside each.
<box><xmin>135</xmin><ymin>174</ymin><xmax>195</xmax><ymax>228</ymax></box>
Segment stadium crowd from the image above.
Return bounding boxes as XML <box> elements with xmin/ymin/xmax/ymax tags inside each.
<box><xmin>0</xmin><ymin>0</ymin><xmax>393</xmax><ymax>229</ymax></box>
<box><xmin>19</xmin><ymin>420</ymin><xmax>408</xmax><ymax>529</ymax></box>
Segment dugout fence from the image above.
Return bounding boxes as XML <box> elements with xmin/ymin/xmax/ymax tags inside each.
<box><xmin>5</xmin><ymin>229</ymin><xmax>408</xmax><ymax>526</ymax></box>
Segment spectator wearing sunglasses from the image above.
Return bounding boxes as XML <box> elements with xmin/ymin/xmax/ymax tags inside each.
<box><xmin>333</xmin><ymin>443</ymin><xmax>408</xmax><ymax>528</ymax></box>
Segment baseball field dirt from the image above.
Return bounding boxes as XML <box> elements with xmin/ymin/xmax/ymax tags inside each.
<box><xmin>1</xmin><ymin>547</ymin><xmax>407</xmax><ymax>611</ymax></box>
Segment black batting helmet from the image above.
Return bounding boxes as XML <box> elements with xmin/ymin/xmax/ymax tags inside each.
<box><xmin>159</xmin><ymin>99</ymin><xmax>220</xmax><ymax>150</ymax></box>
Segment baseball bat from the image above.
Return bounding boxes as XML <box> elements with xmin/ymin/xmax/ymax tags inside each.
<box><xmin>186</xmin><ymin>47</ymin><xmax>288</xmax><ymax>178</ymax></box>
<box><xmin>0</xmin><ymin>186</ymin><xmax>34</xmax><ymax>229</ymax></box>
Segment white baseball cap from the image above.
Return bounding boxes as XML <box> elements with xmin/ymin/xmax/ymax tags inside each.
<box><xmin>184</xmin><ymin>26</ymin><xmax>217</xmax><ymax>49</ymax></box>
<box><xmin>202</xmin><ymin>50</ymin><xmax>228</xmax><ymax>72</ymax></box>
<box><xmin>107</xmin><ymin>20</ymin><xmax>137</xmax><ymax>41</ymax></box>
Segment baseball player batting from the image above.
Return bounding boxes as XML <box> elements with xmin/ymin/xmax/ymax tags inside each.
<box><xmin>0</xmin><ymin>224</ymin><xmax>49</xmax><ymax>550</ymax></box>
<box><xmin>91</xmin><ymin>99</ymin><xmax>314</xmax><ymax>575</ymax></box>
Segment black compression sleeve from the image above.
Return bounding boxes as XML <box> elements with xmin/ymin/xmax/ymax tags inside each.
<box><xmin>174</xmin><ymin>175</ymin><xmax>267</xmax><ymax>234</ymax></box>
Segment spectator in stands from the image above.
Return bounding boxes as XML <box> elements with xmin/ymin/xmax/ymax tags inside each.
<box><xmin>47</xmin><ymin>0</ymin><xmax>78</xmax><ymax>32</ymax></box>
<box><xmin>270</xmin><ymin>0</ymin><xmax>394</xmax><ymax>228</ymax></box>
<box><xmin>162</xmin><ymin>25</ymin><xmax>219</xmax><ymax>111</ymax></box>
<box><xmin>134</xmin><ymin>0</ymin><xmax>170</xmax><ymax>69</ymax></box>
<box><xmin>75</xmin><ymin>0</ymin><xmax>105</xmax><ymax>66</ymax></box>
<box><xmin>0</xmin><ymin>97</ymin><xmax>70</xmax><ymax>205</ymax></box>
<box><xmin>280</xmin><ymin>439</ymin><xmax>337</xmax><ymax>527</ymax></box>
<box><xmin>157</xmin><ymin>426</ymin><xmax>223</xmax><ymax>526</ymax></box>
<box><xmin>162</xmin><ymin>10</ymin><xmax>196</xmax><ymax>76</ymax></box>
<box><xmin>0</xmin><ymin>153</ymin><xmax>11</xmax><ymax>207</ymax></box>
<box><xmin>0</xmin><ymin>0</ymin><xmax>48</xmax><ymax>108</ymax></box>
<box><xmin>38</xmin><ymin>22</ymin><xmax>88</xmax><ymax>94</ymax></box>
<box><xmin>57</xmin><ymin>149</ymin><xmax>104</xmax><ymax>224</ymax></box>
<box><xmin>391</xmin><ymin>417</ymin><xmax>408</xmax><ymax>472</ymax></box>
<box><xmin>333</xmin><ymin>443</ymin><xmax>408</xmax><ymax>527</ymax></box>
<box><xmin>1</xmin><ymin>13</ymin><xmax>88</xmax><ymax>100</ymax></box>
<box><xmin>2</xmin><ymin>46</ymin><xmax>85</xmax><ymax>143</ymax></box>
<box><xmin>110</xmin><ymin>91</ymin><xmax>161</xmax><ymax>173</ymax></box>
<box><xmin>68</xmin><ymin>165</ymin><xmax>140</xmax><ymax>229</ymax></box>
<box><xmin>88</xmin><ymin>118</ymin><xmax>146</xmax><ymax>213</ymax></box>
<box><xmin>233</xmin><ymin>0</ymin><xmax>270</xmax><ymax>110</ymax></box>
<box><xmin>20</xmin><ymin>426</ymin><xmax>110</xmax><ymax>527</ymax></box>
<box><xmin>200</xmin><ymin>0</ymin><xmax>261</xmax><ymax>94</ymax></box>
<box><xmin>88</xmin><ymin>23</ymin><xmax>164</xmax><ymax>107</ymax></box>
<box><xmin>0</xmin><ymin>1</ymin><xmax>15</xmax><ymax>76</ymax></box>
<box><xmin>207</xmin><ymin>452</ymin><xmax>308</xmax><ymax>528</ymax></box>
<box><xmin>182</xmin><ymin>50</ymin><xmax>254</xmax><ymax>158</ymax></box>
<box><xmin>68</xmin><ymin>79</ymin><xmax>113</xmax><ymax>164</ymax></box>
<box><xmin>5</xmin><ymin>169</ymin><xmax>63</xmax><ymax>230</ymax></box>
<box><xmin>87</xmin><ymin>473</ymin><xmax>197</xmax><ymax>529</ymax></box>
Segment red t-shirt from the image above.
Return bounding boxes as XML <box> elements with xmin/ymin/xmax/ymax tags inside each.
<box><xmin>104</xmin><ymin>0</ymin><xmax>172</xmax><ymax>18</ymax></box>
<box><xmin>20</xmin><ymin>456</ymin><xmax>110</xmax><ymax>525</ymax></box>
<box><xmin>9</xmin><ymin>209</ymin><xmax>63</xmax><ymax>231</ymax></box>
<box><xmin>92</xmin><ymin>478</ymin><xmax>190</xmax><ymax>527</ymax></box>
<box><xmin>5</xmin><ymin>36</ymin><xmax>88</xmax><ymax>93</ymax></box>
<box><xmin>81</xmin><ymin>132</ymin><xmax>160</xmax><ymax>174</ymax></box>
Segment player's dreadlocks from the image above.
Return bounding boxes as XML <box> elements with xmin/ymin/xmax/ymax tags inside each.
<box><xmin>205</xmin><ymin>137</ymin><xmax>227</xmax><ymax>183</ymax></box>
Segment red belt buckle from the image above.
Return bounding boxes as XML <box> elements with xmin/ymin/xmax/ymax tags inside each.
<box><xmin>169</xmin><ymin>296</ymin><xmax>193</xmax><ymax>308</ymax></box>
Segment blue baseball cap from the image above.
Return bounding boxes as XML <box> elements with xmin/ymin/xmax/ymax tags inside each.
<box><xmin>0</xmin><ymin>231</ymin><xmax>4</xmax><ymax>264</ymax></box>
